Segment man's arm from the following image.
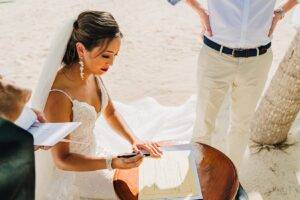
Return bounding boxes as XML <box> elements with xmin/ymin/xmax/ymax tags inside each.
<box><xmin>166</xmin><ymin>0</ymin><xmax>212</xmax><ymax>37</ymax></box>
<box><xmin>269</xmin><ymin>0</ymin><xmax>299</xmax><ymax>36</ymax></box>
<box><xmin>185</xmin><ymin>0</ymin><xmax>212</xmax><ymax>37</ymax></box>
<box><xmin>185</xmin><ymin>0</ymin><xmax>204</xmax><ymax>15</ymax></box>
<box><xmin>280</xmin><ymin>0</ymin><xmax>299</xmax><ymax>13</ymax></box>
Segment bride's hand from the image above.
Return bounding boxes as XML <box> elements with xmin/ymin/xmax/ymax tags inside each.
<box><xmin>133</xmin><ymin>142</ymin><xmax>163</xmax><ymax>158</ymax></box>
<box><xmin>112</xmin><ymin>152</ymin><xmax>144</xmax><ymax>169</ymax></box>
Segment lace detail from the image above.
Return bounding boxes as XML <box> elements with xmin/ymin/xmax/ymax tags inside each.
<box><xmin>69</xmin><ymin>100</ymin><xmax>98</xmax><ymax>155</ymax></box>
<box><xmin>47</xmin><ymin>77</ymin><xmax>116</xmax><ymax>200</ymax></box>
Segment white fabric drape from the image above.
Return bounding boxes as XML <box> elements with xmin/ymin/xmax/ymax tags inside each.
<box><xmin>30</xmin><ymin>19</ymin><xmax>75</xmax><ymax>200</ymax></box>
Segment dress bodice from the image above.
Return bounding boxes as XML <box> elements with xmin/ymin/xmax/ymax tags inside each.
<box><xmin>50</xmin><ymin>76</ymin><xmax>109</xmax><ymax>155</ymax></box>
<box><xmin>46</xmin><ymin>77</ymin><xmax>114</xmax><ymax>200</ymax></box>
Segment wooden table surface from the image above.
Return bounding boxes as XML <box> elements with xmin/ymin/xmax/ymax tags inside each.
<box><xmin>113</xmin><ymin>141</ymin><xmax>239</xmax><ymax>200</ymax></box>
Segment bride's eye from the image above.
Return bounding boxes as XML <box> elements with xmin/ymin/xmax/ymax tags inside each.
<box><xmin>101</xmin><ymin>55</ymin><xmax>110</xmax><ymax>59</ymax></box>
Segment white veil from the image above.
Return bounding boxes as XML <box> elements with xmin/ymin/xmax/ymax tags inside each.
<box><xmin>31</xmin><ymin>18</ymin><xmax>75</xmax><ymax>111</ymax></box>
<box><xmin>30</xmin><ymin>18</ymin><xmax>75</xmax><ymax>200</ymax></box>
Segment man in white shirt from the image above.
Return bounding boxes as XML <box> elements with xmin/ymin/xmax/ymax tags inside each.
<box><xmin>170</xmin><ymin>0</ymin><xmax>299</xmax><ymax>167</ymax></box>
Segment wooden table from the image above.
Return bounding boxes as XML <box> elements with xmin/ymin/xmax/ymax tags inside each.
<box><xmin>113</xmin><ymin>142</ymin><xmax>239</xmax><ymax>200</ymax></box>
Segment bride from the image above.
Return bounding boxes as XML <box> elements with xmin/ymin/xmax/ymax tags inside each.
<box><xmin>31</xmin><ymin>11</ymin><xmax>162</xmax><ymax>200</ymax></box>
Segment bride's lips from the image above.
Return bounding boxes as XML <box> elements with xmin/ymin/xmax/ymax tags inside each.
<box><xmin>101</xmin><ymin>67</ymin><xmax>109</xmax><ymax>72</ymax></box>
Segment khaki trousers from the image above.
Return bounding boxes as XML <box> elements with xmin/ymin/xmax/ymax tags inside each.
<box><xmin>192</xmin><ymin>44</ymin><xmax>273</xmax><ymax>168</ymax></box>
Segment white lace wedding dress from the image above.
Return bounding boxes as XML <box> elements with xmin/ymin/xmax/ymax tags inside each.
<box><xmin>35</xmin><ymin>77</ymin><xmax>197</xmax><ymax>200</ymax></box>
<box><xmin>46</xmin><ymin>77</ymin><xmax>118</xmax><ymax>200</ymax></box>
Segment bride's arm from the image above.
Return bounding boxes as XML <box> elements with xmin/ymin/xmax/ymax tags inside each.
<box><xmin>103</xmin><ymin>98</ymin><xmax>138</xmax><ymax>144</ymax></box>
<box><xmin>103</xmin><ymin>98</ymin><xmax>162</xmax><ymax>157</ymax></box>
<box><xmin>44</xmin><ymin>92</ymin><xmax>143</xmax><ymax>171</ymax></box>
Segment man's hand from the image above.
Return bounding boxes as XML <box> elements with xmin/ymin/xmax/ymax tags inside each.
<box><xmin>199</xmin><ymin>9</ymin><xmax>212</xmax><ymax>39</ymax></box>
<box><xmin>31</xmin><ymin>108</ymin><xmax>51</xmax><ymax>151</ymax></box>
<box><xmin>268</xmin><ymin>12</ymin><xmax>282</xmax><ymax>37</ymax></box>
<box><xmin>31</xmin><ymin>108</ymin><xmax>47</xmax><ymax>123</ymax></box>
<box><xmin>34</xmin><ymin>146</ymin><xmax>51</xmax><ymax>151</ymax></box>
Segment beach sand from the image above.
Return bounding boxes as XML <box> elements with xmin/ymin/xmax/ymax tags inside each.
<box><xmin>0</xmin><ymin>0</ymin><xmax>299</xmax><ymax>199</ymax></box>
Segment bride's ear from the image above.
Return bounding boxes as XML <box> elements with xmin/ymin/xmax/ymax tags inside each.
<box><xmin>76</xmin><ymin>42</ymin><xmax>86</xmax><ymax>60</ymax></box>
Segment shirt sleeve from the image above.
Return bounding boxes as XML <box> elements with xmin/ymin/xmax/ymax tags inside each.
<box><xmin>167</xmin><ymin>0</ymin><xmax>182</xmax><ymax>6</ymax></box>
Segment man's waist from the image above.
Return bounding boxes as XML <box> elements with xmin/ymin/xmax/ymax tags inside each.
<box><xmin>206</xmin><ymin>35</ymin><xmax>272</xmax><ymax>49</ymax></box>
<box><xmin>203</xmin><ymin>36</ymin><xmax>271</xmax><ymax>58</ymax></box>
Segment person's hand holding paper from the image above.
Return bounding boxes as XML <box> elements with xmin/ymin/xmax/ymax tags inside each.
<box><xmin>15</xmin><ymin>106</ymin><xmax>81</xmax><ymax>147</ymax></box>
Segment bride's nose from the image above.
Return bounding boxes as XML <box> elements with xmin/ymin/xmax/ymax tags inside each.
<box><xmin>107</xmin><ymin>57</ymin><xmax>114</xmax><ymax>66</ymax></box>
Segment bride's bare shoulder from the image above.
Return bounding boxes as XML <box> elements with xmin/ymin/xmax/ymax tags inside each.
<box><xmin>44</xmin><ymin>90</ymin><xmax>73</xmax><ymax>122</ymax></box>
<box><xmin>44</xmin><ymin>71</ymin><xmax>73</xmax><ymax>121</ymax></box>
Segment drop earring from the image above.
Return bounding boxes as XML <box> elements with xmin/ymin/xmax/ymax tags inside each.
<box><xmin>79</xmin><ymin>60</ymin><xmax>84</xmax><ymax>80</ymax></box>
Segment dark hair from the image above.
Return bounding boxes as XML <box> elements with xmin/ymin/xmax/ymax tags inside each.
<box><xmin>62</xmin><ymin>11</ymin><xmax>122</xmax><ymax>65</ymax></box>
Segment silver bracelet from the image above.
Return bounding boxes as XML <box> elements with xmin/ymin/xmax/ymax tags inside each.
<box><xmin>105</xmin><ymin>156</ymin><xmax>114</xmax><ymax>170</ymax></box>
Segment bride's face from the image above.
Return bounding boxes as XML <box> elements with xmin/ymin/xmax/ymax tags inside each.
<box><xmin>78</xmin><ymin>37</ymin><xmax>121</xmax><ymax>76</ymax></box>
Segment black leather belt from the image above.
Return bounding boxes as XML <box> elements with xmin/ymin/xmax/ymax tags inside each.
<box><xmin>203</xmin><ymin>36</ymin><xmax>271</xmax><ymax>58</ymax></box>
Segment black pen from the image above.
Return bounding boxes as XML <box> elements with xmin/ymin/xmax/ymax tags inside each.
<box><xmin>117</xmin><ymin>152</ymin><xmax>150</xmax><ymax>158</ymax></box>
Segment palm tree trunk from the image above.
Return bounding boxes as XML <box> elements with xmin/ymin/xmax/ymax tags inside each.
<box><xmin>250</xmin><ymin>29</ymin><xmax>300</xmax><ymax>145</ymax></box>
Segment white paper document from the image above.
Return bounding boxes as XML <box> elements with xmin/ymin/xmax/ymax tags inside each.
<box><xmin>139</xmin><ymin>144</ymin><xmax>202</xmax><ymax>200</ymax></box>
<box><xmin>15</xmin><ymin>106</ymin><xmax>81</xmax><ymax>146</ymax></box>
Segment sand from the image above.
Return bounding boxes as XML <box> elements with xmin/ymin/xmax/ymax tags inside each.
<box><xmin>0</xmin><ymin>0</ymin><xmax>299</xmax><ymax>199</ymax></box>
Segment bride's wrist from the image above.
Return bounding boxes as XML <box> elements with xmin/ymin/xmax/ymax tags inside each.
<box><xmin>131</xmin><ymin>137</ymin><xmax>142</xmax><ymax>145</ymax></box>
<box><xmin>105</xmin><ymin>156</ymin><xmax>114</xmax><ymax>170</ymax></box>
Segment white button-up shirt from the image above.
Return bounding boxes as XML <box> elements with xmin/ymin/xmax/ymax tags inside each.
<box><xmin>207</xmin><ymin>0</ymin><xmax>276</xmax><ymax>48</ymax></box>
